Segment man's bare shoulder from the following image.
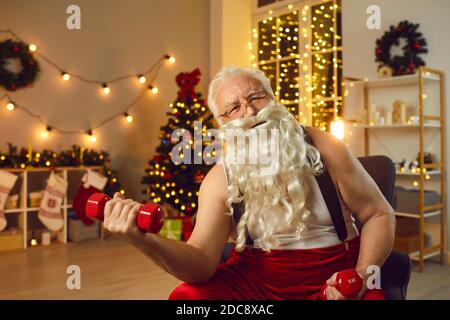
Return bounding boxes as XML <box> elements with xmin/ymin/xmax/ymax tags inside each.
<box><xmin>303</xmin><ymin>125</ymin><xmax>348</xmax><ymax>164</ymax></box>
<box><xmin>199</xmin><ymin>164</ymin><xmax>228</xmax><ymax>199</ymax></box>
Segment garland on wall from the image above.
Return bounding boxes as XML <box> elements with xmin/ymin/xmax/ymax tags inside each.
<box><xmin>0</xmin><ymin>29</ymin><xmax>176</xmax><ymax>141</ymax></box>
<box><xmin>0</xmin><ymin>144</ymin><xmax>124</xmax><ymax>196</ymax></box>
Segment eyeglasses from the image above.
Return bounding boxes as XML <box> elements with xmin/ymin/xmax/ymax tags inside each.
<box><xmin>218</xmin><ymin>91</ymin><xmax>268</xmax><ymax>120</ymax></box>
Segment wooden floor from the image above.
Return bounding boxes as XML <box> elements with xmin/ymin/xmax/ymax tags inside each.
<box><xmin>0</xmin><ymin>238</ymin><xmax>449</xmax><ymax>299</ymax></box>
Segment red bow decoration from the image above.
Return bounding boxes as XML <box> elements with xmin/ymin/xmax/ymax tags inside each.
<box><xmin>176</xmin><ymin>68</ymin><xmax>201</xmax><ymax>102</ymax></box>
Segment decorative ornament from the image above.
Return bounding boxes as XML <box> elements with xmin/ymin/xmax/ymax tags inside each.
<box><xmin>194</xmin><ymin>171</ymin><xmax>205</xmax><ymax>183</ymax></box>
<box><xmin>0</xmin><ymin>39</ymin><xmax>40</xmax><ymax>91</ymax></box>
<box><xmin>378</xmin><ymin>65</ymin><xmax>393</xmax><ymax>78</ymax></box>
<box><xmin>375</xmin><ymin>20</ymin><xmax>428</xmax><ymax>76</ymax></box>
<box><xmin>176</xmin><ymin>68</ymin><xmax>201</xmax><ymax>103</ymax></box>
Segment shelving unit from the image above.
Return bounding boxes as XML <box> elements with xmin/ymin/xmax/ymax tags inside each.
<box><xmin>1</xmin><ymin>165</ymin><xmax>102</xmax><ymax>250</ymax></box>
<box><xmin>344</xmin><ymin>67</ymin><xmax>446</xmax><ymax>272</ymax></box>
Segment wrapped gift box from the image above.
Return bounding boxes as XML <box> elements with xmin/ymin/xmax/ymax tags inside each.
<box><xmin>68</xmin><ymin>217</ymin><xmax>99</xmax><ymax>242</ymax></box>
<box><xmin>0</xmin><ymin>228</ymin><xmax>23</xmax><ymax>251</ymax></box>
<box><xmin>159</xmin><ymin>219</ymin><xmax>182</xmax><ymax>240</ymax></box>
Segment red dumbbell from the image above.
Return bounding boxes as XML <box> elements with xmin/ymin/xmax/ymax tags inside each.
<box><xmin>319</xmin><ymin>269</ymin><xmax>385</xmax><ymax>300</ymax></box>
<box><xmin>86</xmin><ymin>193</ymin><xmax>165</xmax><ymax>233</ymax></box>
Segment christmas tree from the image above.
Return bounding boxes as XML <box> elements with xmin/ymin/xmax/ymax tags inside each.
<box><xmin>141</xmin><ymin>68</ymin><xmax>217</xmax><ymax>217</ymax></box>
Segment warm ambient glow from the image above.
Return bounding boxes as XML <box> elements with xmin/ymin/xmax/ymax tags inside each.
<box><xmin>102</xmin><ymin>83</ymin><xmax>111</xmax><ymax>95</ymax></box>
<box><xmin>138</xmin><ymin>75</ymin><xmax>146</xmax><ymax>83</ymax></box>
<box><xmin>62</xmin><ymin>72</ymin><xmax>71</xmax><ymax>81</ymax></box>
<box><xmin>6</xmin><ymin>102</ymin><xmax>15</xmax><ymax>111</ymax></box>
<box><xmin>29</xmin><ymin>44</ymin><xmax>37</xmax><ymax>52</ymax></box>
<box><xmin>41</xmin><ymin>126</ymin><xmax>52</xmax><ymax>139</ymax></box>
<box><xmin>87</xmin><ymin>130</ymin><xmax>97</xmax><ymax>142</ymax></box>
<box><xmin>148</xmin><ymin>85</ymin><xmax>159</xmax><ymax>94</ymax></box>
<box><xmin>165</xmin><ymin>54</ymin><xmax>176</xmax><ymax>64</ymax></box>
<box><xmin>330</xmin><ymin>119</ymin><xmax>345</xmax><ymax>140</ymax></box>
<box><xmin>124</xmin><ymin>112</ymin><xmax>133</xmax><ymax>123</ymax></box>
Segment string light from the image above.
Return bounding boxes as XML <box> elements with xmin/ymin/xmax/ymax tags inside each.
<box><xmin>148</xmin><ymin>85</ymin><xmax>159</xmax><ymax>94</ymax></box>
<box><xmin>28</xmin><ymin>44</ymin><xmax>37</xmax><ymax>52</ymax></box>
<box><xmin>42</xmin><ymin>126</ymin><xmax>52</xmax><ymax>139</ymax></box>
<box><xmin>124</xmin><ymin>112</ymin><xmax>133</xmax><ymax>123</ymax></box>
<box><xmin>6</xmin><ymin>101</ymin><xmax>15</xmax><ymax>111</ymax></box>
<box><xmin>87</xmin><ymin>130</ymin><xmax>97</xmax><ymax>142</ymax></box>
<box><xmin>165</xmin><ymin>54</ymin><xmax>176</xmax><ymax>63</ymax></box>
<box><xmin>138</xmin><ymin>75</ymin><xmax>146</xmax><ymax>83</ymax></box>
<box><xmin>102</xmin><ymin>83</ymin><xmax>111</xmax><ymax>95</ymax></box>
<box><xmin>61</xmin><ymin>72</ymin><xmax>71</xmax><ymax>81</ymax></box>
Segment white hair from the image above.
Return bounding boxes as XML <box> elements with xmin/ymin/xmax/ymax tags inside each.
<box><xmin>207</xmin><ymin>65</ymin><xmax>276</xmax><ymax>124</ymax></box>
<box><xmin>219</xmin><ymin>101</ymin><xmax>323</xmax><ymax>252</ymax></box>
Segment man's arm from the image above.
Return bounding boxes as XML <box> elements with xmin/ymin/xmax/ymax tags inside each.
<box><xmin>106</xmin><ymin>164</ymin><xmax>232</xmax><ymax>283</ymax></box>
<box><xmin>306</xmin><ymin>127</ymin><xmax>396</xmax><ymax>298</ymax></box>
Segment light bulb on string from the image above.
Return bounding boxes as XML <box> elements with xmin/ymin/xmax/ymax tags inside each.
<box><xmin>124</xmin><ymin>112</ymin><xmax>133</xmax><ymax>123</ymax></box>
<box><xmin>138</xmin><ymin>75</ymin><xmax>146</xmax><ymax>84</ymax></box>
<box><xmin>29</xmin><ymin>44</ymin><xmax>37</xmax><ymax>52</ymax></box>
<box><xmin>148</xmin><ymin>85</ymin><xmax>159</xmax><ymax>94</ymax></box>
<box><xmin>6</xmin><ymin>101</ymin><xmax>15</xmax><ymax>111</ymax></box>
<box><xmin>61</xmin><ymin>71</ymin><xmax>70</xmax><ymax>81</ymax></box>
<box><xmin>87</xmin><ymin>130</ymin><xmax>97</xmax><ymax>142</ymax></box>
<box><xmin>42</xmin><ymin>126</ymin><xmax>52</xmax><ymax>139</ymax></box>
<box><xmin>102</xmin><ymin>83</ymin><xmax>111</xmax><ymax>95</ymax></box>
<box><xmin>165</xmin><ymin>54</ymin><xmax>176</xmax><ymax>64</ymax></box>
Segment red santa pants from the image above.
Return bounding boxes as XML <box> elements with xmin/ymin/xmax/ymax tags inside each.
<box><xmin>169</xmin><ymin>236</ymin><xmax>361</xmax><ymax>300</ymax></box>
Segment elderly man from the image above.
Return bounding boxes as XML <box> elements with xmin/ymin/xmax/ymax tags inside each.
<box><xmin>103</xmin><ymin>66</ymin><xmax>395</xmax><ymax>300</ymax></box>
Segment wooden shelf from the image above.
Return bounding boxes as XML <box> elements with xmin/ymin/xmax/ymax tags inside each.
<box><xmin>396</xmin><ymin>170</ymin><xmax>441</xmax><ymax>176</ymax></box>
<box><xmin>4</xmin><ymin>204</ymin><xmax>73</xmax><ymax>214</ymax></box>
<box><xmin>347</xmin><ymin>67</ymin><xmax>446</xmax><ymax>272</ymax></box>
<box><xmin>4</xmin><ymin>165</ymin><xmax>102</xmax><ymax>174</ymax></box>
<box><xmin>395</xmin><ymin>210</ymin><xmax>442</xmax><ymax>219</ymax></box>
<box><xmin>349</xmin><ymin>123</ymin><xmax>441</xmax><ymax>129</ymax></box>
<box><xmin>1</xmin><ymin>166</ymin><xmax>102</xmax><ymax>251</ymax></box>
<box><xmin>409</xmin><ymin>245</ymin><xmax>442</xmax><ymax>261</ymax></box>
<box><xmin>348</xmin><ymin>72</ymin><xmax>440</xmax><ymax>88</ymax></box>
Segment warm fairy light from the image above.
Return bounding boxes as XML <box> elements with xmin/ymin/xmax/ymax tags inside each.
<box><xmin>138</xmin><ymin>75</ymin><xmax>146</xmax><ymax>83</ymax></box>
<box><xmin>87</xmin><ymin>130</ymin><xmax>97</xmax><ymax>142</ymax></box>
<box><xmin>102</xmin><ymin>83</ymin><xmax>111</xmax><ymax>95</ymax></box>
<box><xmin>6</xmin><ymin>102</ymin><xmax>15</xmax><ymax>111</ymax></box>
<box><xmin>31</xmin><ymin>239</ymin><xmax>38</xmax><ymax>246</ymax></box>
<box><xmin>120</xmin><ymin>189</ymin><xmax>125</xmax><ymax>195</ymax></box>
<box><xmin>165</xmin><ymin>55</ymin><xmax>176</xmax><ymax>63</ymax></box>
<box><xmin>124</xmin><ymin>112</ymin><xmax>133</xmax><ymax>123</ymax></box>
<box><xmin>42</xmin><ymin>126</ymin><xmax>52</xmax><ymax>139</ymax></box>
<box><xmin>148</xmin><ymin>85</ymin><xmax>159</xmax><ymax>94</ymax></box>
<box><xmin>29</xmin><ymin>44</ymin><xmax>37</xmax><ymax>52</ymax></box>
<box><xmin>61</xmin><ymin>72</ymin><xmax>71</xmax><ymax>81</ymax></box>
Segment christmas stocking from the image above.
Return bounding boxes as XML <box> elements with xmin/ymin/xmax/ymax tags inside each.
<box><xmin>0</xmin><ymin>170</ymin><xmax>19</xmax><ymax>231</ymax></box>
<box><xmin>73</xmin><ymin>169</ymin><xmax>108</xmax><ymax>226</ymax></box>
<box><xmin>38</xmin><ymin>171</ymin><xmax>68</xmax><ymax>231</ymax></box>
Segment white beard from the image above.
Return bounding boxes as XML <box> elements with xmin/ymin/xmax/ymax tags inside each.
<box><xmin>219</xmin><ymin>102</ymin><xmax>323</xmax><ymax>252</ymax></box>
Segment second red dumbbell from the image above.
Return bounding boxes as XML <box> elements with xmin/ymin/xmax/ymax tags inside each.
<box><xmin>86</xmin><ymin>193</ymin><xmax>165</xmax><ymax>233</ymax></box>
<box><xmin>319</xmin><ymin>269</ymin><xmax>385</xmax><ymax>300</ymax></box>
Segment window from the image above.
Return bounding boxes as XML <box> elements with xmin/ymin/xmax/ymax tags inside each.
<box><xmin>252</xmin><ymin>0</ymin><xmax>343</xmax><ymax>131</ymax></box>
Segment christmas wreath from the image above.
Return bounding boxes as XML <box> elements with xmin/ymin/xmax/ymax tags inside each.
<box><xmin>375</xmin><ymin>20</ymin><xmax>428</xmax><ymax>76</ymax></box>
<box><xmin>0</xmin><ymin>39</ymin><xmax>40</xmax><ymax>91</ymax></box>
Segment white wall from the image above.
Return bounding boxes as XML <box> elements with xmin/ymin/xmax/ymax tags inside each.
<box><xmin>0</xmin><ymin>0</ymin><xmax>210</xmax><ymax>201</ymax></box>
<box><xmin>342</xmin><ymin>0</ymin><xmax>450</xmax><ymax>254</ymax></box>
<box><xmin>209</xmin><ymin>0</ymin><xmax>252</xmax><ymax>79</ymax></box>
